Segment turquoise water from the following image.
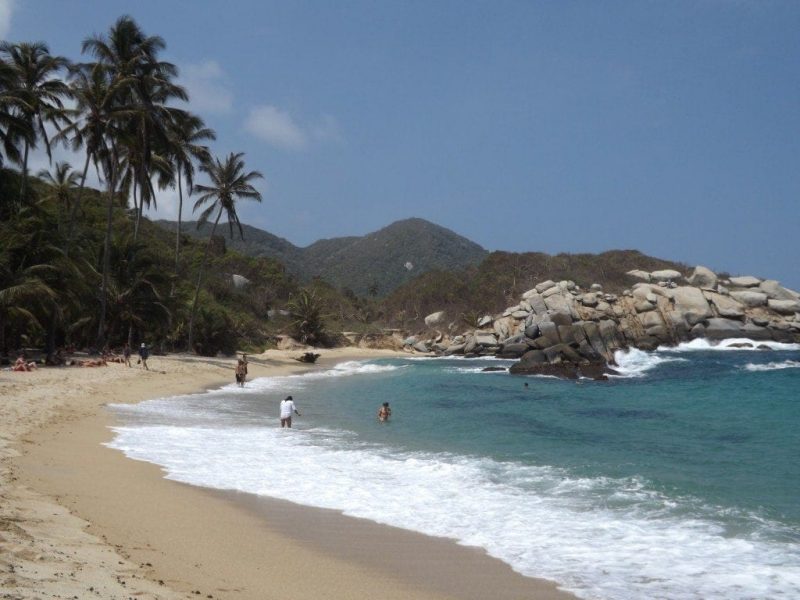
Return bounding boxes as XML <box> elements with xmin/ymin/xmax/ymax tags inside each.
<box><xmin>313</xmin><ymin>353</ymin><xmax>800</xmax><ymax>526</ymax></box>
<box><xmin>108</xmin><ymin>342</ymin><xmax>800</xmax><ymax>599</ymax></box>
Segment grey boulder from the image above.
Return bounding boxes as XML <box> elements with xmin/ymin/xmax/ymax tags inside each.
<box><xmin>729</xmin><ymin>276</ymin><xmax>761</xmax><ymax>288</ymax></box>
<box><xmin>651</xmin><ymin>269</ymin><xmax>682</xmax><ymax>282</ymax></box>
<box><xmin>687</xmin><ymin>265</ymin><xmax>717</xmax><ymax>289</ymax></box>
<box><xmin>760</xmin><ymin>280</ymin><xmax>800</xmax><ymax>301</ymax></box>
<box><xmin>730</xmin><ymin>291</ymin><xmax>768</xmax><ymax>307</ymax></box>
<box><xmin>768</xmin><ymin>299</ymin><xmax>800</xmax><ymax>315</ymax></box>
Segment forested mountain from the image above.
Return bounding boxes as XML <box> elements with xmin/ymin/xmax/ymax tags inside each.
<box><xmin>157</xmin><ymin>217</ymin><xmax>489</xmax><ymax>296</ymax></box>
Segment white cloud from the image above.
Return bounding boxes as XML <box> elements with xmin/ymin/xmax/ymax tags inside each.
<box><xmin>244</xmin><ymin>105</ymin><xmax>308</xmax><ymax>150</ymax></box>
<box><xmin>0</xmin><ymin>0</ymin><xmax>12</xmax><ymax>40</ymax></box>
<box><xmin>244</xmin><ymin>106</ymin><xmax>344</xmax><ymax>151</ymax></box>
<box><xmin>180</xmin><ymin>60</ymin><xmax>234</xmax><ymax>115</ymax></box>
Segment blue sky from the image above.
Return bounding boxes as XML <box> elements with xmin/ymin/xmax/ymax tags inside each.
<box><xmin>4</xmin><ymin>1</ymin><xmax>799</xmax><ymax>288</ymax></box>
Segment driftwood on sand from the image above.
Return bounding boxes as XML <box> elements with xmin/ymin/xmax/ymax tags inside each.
<box><xmin>294</xmin><ymin>352</ymin><xmax>321</xmax><ymax>364</ymax></box>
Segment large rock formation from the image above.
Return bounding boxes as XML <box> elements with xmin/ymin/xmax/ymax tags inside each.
<box><xmin>405</xmin><ymin>265</ymin><xmax>800</xmax><ymax>380</ymax></box>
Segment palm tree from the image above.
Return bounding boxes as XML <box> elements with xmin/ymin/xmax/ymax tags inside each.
<box><xmin>0</xmin><ymin>224</ymin><xmax>57</xmax><ymax>353</ymax></box>
<box><xmin>79</xmin><ymin>16</ymin><xmax>185</xmax><ymax>345</ymax></box>
<box><xmin>0</xmin><ymin>56</ymin><xmax>33</xmax><ymax>170</ymax></box>
<box><xmin>165</xmin><ymin>111</ymin><xmax>215</xmax><ymax>275</ymax></box>
<box><xmin>82</xmin><ymin>15</ymin><xmax>187</xmax><ymax>241</ymax></box>
<box><xmin>37</xmin><ymin>161</ymin><xmax>80</xmax><ymax>238</ymax></box>
<box><xmin>186</xmin><ymin>152</ymin><xmax>263</xmax><ymax>351</ymax></box>
<box><xmin>106</xmin><ymin>235</ymin><xmax>171</xmax><ymax>347</ymax></box>
<box><xmin>287</xmin><ymin>288</ymin><xmax>328</xmax><ymax>345</ymax></box>
<box><xmin>0</xmin><ymin>41</ymin><xmax>71</xmax><ymax>203</ymax></box>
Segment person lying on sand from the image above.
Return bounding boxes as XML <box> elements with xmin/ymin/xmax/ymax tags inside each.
<box><xmin>13</xmin><ymin>356</ymin><xmax>37</xmax><ymax>372</ymax></box>
<box><xmin>78</xmin><ymin>358</ymin><xmax>107</xmax><ymax>368</ymax></box>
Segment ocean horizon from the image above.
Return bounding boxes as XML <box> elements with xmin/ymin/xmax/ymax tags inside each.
<box><xmin>107</xmin><ymin>340</ymin><xmax>800</xmax><ymax>600</ymax></box>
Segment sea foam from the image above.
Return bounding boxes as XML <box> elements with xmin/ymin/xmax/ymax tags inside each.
<box><xmin>659</xmin><ymin>338</ymin><xmax>800</xmax><ymax>352</ymax></box>
<box><xmin>611</xmin><ymin>348</ymin><xmax>687</xmax><ymax>378</ymax></box>
<box><xmin>742</xmin><ymin>360</ymin><xmax>800</xmax><ymax>372</ymax></box>
<box><xmin>107</xmin><ymin>420</ymin><xmax>800</xmax><ymax>600</ymax></box>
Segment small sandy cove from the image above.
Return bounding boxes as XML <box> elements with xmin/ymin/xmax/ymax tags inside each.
<box><xmin>0</xmin><ymin>348</ymin><xmax>574</xmax><ymax>600</ymax></box>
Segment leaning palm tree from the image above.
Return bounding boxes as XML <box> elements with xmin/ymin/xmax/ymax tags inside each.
<box><xmin>186</xmin><ymin>152</ymin><xmax>263</xmax><ymax>351</ymax></box>
<box><xmin>0</xmin><ymin>41</ymin><xmax>71</xmax><ymax>202</ymax></box>
<box><xmin>165</xmin><ymin>111</ymin><xmax>215</xmax><ymax>274</ymax></box>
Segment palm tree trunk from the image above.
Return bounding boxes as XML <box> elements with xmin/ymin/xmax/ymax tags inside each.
<box><xmin>171</xmin><ymin>167</ymin><xmax>184</xmax><ymax>297</ymax></box>
<box><xmin>132</xmin><ymin>178</ymin><xmax>140</xmax><ymax>241</ymax></box>
<box><xmin>134</xmin><ymin>173</ymin><xmax>148</xmax><ymax>242</ymax></box>
<box><xmin>46</xmin><ymin>308</ymin><xmax>57</xmax><ymax>361</ymax></box>
<box><xmin>175</xmin><ymin>166</ymin><xmax>183</xmax><ymax>273</ymax></box>
<box><xmin>186</xmin><ymin>208</ymin><xmax>222</xmax><ymax>352</ymax></box>
<box><xmin>96</xmin><ymin>166</ymin><xmax>117</xmax><ymax>348</ymax></box>
<box><xmin>65</xmin><ymin>152</ymin><xmax>92</xmax><ymax>256</ymax></box>
<box><xmin>18</xmin><ymin>141</ymin><xmax>29</xmax><ymax>206</ymax></box>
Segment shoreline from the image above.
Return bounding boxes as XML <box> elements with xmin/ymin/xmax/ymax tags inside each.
<box><xmin>4</xmin><ymin>349</ymin><xmax>575</xmax><ymax>599</ymax></box>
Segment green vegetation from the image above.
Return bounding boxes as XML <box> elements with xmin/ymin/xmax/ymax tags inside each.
<box><xmin>381</xmin><ymin>250</ymin><xmax>688</xmax><ymax>329</ymax></box>
<box><xmin>0</xmin><ymin>16</ymin><xmax>342</xmax><ymax>358</ymax></box>
<box><xmin>160</xmin><ymin>217</ymin><xmax>489</xmax><ymax>297</ymax></box>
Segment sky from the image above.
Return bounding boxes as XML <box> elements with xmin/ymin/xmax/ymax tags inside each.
<box><xmin>4</xmin><ymin>0</ymin><xmax>799</xmax><ymax>288</ymax></box>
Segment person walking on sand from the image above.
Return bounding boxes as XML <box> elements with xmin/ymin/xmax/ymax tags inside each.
<box><xmin>138</xmin><ymin>342</ymin><xmax>150</xmax><ymax>371</ymax></box>
<box><xmin>123</xmin><ymin>343</ymin><xmax>131</xmax><ymax>367</ymax></box>
<box><xmin>280</xmin><ymin>395</ymin><xmax>301</xmax><ymax>428</ymax></box>
<box><xmin>377</xmin><ymin>401</ymin><xmax>392</xmax><ymax>422</ymax></box>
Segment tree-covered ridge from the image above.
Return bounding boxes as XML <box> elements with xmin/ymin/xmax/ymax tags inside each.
<box><xmin>158</xmin><ymin>217</ymin><xmax>489</xmax><ymax>297</ymax></box>
<box><xmin>381</xmin><ymin>250</ymin><xmax>688</xmax><ymax>328</ymax></box>
<box><xmin>0</xmin><ymin>167</ymin><xmax>301</xmax><ymax>356</ymax></box>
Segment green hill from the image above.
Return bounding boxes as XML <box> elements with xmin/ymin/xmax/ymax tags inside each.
<box><xmin>381</xmin><ymin>249</ymin><xmax>689</xmax><ymax>327</ymax></box>
<box><xmin>156</xmin><ymin>217</ymin><xmax>489</xmax><ymax>296</ymax></box>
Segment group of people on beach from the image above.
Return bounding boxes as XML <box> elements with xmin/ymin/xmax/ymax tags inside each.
<box><xmin>228</xmin><ymin>353</ymin><xmax>393</xmax><ymax>428</ymax></box>
<box><xmin>117</xmin><ymin>342</ymin><xmax>150</xmax><ymax>369</ymax></box>
<box><xmin>9</xmin><ymin>342</ymin><xmax>153</xmax><ymax>371</ymax></box>
<box><xmin>276</xmin><ymin>396</ymin><xmax>391</xmax><ymax>428</ymax></box>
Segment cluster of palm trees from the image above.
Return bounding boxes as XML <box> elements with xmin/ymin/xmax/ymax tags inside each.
<box><xmin>0</xmin><ymin>15</ymin><xmax>263</xmax><ymax>355</ymax></box>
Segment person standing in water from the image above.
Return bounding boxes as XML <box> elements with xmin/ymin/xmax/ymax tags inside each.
<box><xmin>280</xmin><ymin>395</ymin><xmax>301</xmax><ymax>428</ymax></box>
<box><xmin>377</xmin><ymin>402</ymin><xmax>392</xmax><ymax>422</ymax></box>
<box><xmin>235</xmin><ymin>359</ymin><xmax>246</xmax><ymax>387</ymax></box>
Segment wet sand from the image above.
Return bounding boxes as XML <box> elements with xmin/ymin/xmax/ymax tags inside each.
<box><xmin>2</xmin><ymin>349</ymin><xmax>575</xmax><ymax>599</ymax></box>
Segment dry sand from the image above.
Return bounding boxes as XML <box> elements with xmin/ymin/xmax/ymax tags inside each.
<box><xmin>1</xmin><ymin>349</ymin><xmax>576</xmax><ymax>599</ymax></box>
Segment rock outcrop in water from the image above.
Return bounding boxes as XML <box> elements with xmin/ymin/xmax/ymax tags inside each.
<box><xmin>406</xmin><ymin>266</ymin><xmax>800</xmax><ymax>379</ymax></box>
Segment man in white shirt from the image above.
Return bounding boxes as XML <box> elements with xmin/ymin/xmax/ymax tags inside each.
<box><xmin>280</xmin><ymin>395</ymin><xmax>301</xmax><ymax>428</ymax></box>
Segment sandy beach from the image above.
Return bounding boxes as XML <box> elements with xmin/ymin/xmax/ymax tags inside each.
<box><xmin>1</xmin><ymin>349</ymin><xmax>575</xmax><ymax>600</ymax></box>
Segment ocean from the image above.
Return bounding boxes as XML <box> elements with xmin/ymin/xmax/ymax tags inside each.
<box><xmin>107</xmin><ymin>339</ymin><xmax>800</xmax><ymax>600</ymax></box>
